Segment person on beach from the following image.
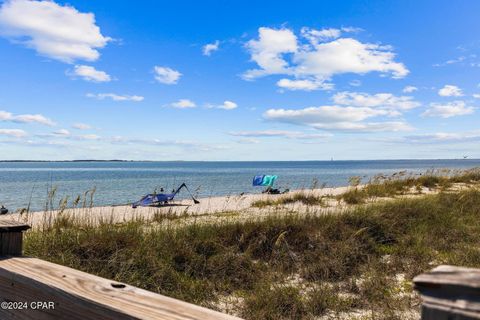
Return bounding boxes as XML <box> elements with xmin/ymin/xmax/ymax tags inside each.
<box><xmin>0</xmin><ymin>205</ymin><xmax>8</xmax><ymax>215</ymax></box>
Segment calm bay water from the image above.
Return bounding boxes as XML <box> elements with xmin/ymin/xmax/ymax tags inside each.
<box><xmin>1</xmin><ymin>159</ymin><xmax>479</xmax><ymax>211</ymax></box>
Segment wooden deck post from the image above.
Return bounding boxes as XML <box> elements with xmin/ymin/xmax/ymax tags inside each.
<box><xmin>414</xmin><ymin>265</ymin><xmax>480</xmax><ymax>319</ymax></box>
<box><xmin>0</xmin><ymin>220</ymin><xmax>30</xmax><ymax>256</ymax></box>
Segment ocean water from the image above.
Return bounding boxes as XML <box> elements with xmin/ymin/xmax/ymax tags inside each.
<box><xmin>1</xmin><ymin>159</ymin><xmax>479</xmax><ymax>211</ymax></box>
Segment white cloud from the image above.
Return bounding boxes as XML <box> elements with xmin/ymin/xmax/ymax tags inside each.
<box><xmin>0</xmin><ymin>111</ymin><xmax>11</xmax><ymax>121</ymax></box>
<box><xmin>438</xmin><ymin>85</ymin><xmax>463</xmax><ymax>97</ymax></box>
<box><xmin>153</xmin><ymin>66</ymin><xmax>181</xmax><ymax>84</ymax></box>
<box><xmin>473</xmin><ymin>94</ymin><xmax>480</xmax><ymax>99</ymax></box>
<box><xmin>235</xmin><ymin>138</ymin><xmax>260</xmax><ymax>144</ymax></box>
<box><xmin>300</xmin><ymin>27</ymin><xmax>363</xmax><ymax>45</ymax></box>
<box><xmin>263</xmin><ymin>105</ymin><xmax>412</xmax><ymax>132</ymax></box>
<box><xmin>400</xmin><ymin>131</ymin><xmax>480</xmax><ymax>144</ymax></box>
<box><xmin>243</xmin><ymin>27</ymin><xmax>408</xmax><ymax>91</ymax></box>
<box><xmin>300</xmin><ymin>27</ymin><xmax>341</xmax><ymax>44</ymax></box>
<box><xmin>0</xmin><ymin>0</ymin><xmax>110</xmax><ymax>63</ymax></box>
<box><xmin>109</xmin><ymin>136</ymin><xmax>225</xmax><ymax>151</ymax></box>
<box><xmin>341</xmin><ymin>27</ymin><xmax>363</xmax><ymax>33</ymax></box>
<box><xmin>0</xmin><ymin>110</ymin><xmax>55</xmax><ymax>126</ymax></box>
<box><xmin>433</xmin><ymin>56</ymin><xmax>470</xmax><ymax>67</ymax></box>
<box><xmin>422</xmin><ymin>101</ymin><xmax>474</xmax><ymax>118</ymax></box>
<box><xmin>202</xmin><ymin>40</ymin><xmax>220</xmax><ymax>56</ymax></box>
<box><xmin>293</xmin><ymin>38</ymin><xmax>408</xmax><ymax>79</ymax></box>
<box><xmin>206</xmin><ymin>101</ymin><xmax>238</xmax><ymax>110</ymax></box>
<box><xmin>76</xmin><ymin>134</ymin><xmax>100</xmax><ymax>140</ymax></box>
<box><xmin>52</xmin><ymin>129</ymin><xmax>70</xmax><ymax>136</ymax></box>
<box><xmin>72</xmin><ymin>123</ymin><xmax>91</xmax><ymax>130</ymax></box>
<box><xmin>86</xmin><ymin>93</ymin><xmax>144</xmax><ymax>101</ymax></box>
<box><xmin>13</xmin><ymin>114</ymin><xmax>55</xmax><ymax>125</ymax></box>
<box><xmin>349</xmin><ymin>79</ymin><xmax>361</xmax><ymax>87</ymax></box>
<box><xmin>265</xmin><ymin>106</ymin><xmax>385</xmax><ymax>123</ymax></box>
<box><xmin>315</xmin><ymin>121</ymin><xmax>412</xmax><ymax>132</ymax></box>
<box><xmin>217</xmin><ymin>100</ymin><xmax>238</xmax><ymax>110</ymax></box>
<box><xmin>243</xmin><ymin>27</ymin><xmax>298</xmax><ymax>80</ymax></box>
<box><xmin>229</xmin><ymin>130</ymin><xmax>330</xmax><ymax>139</ymax></box>
<box><xmin>169</xmin><ymin>99</ymin><xmax>196</xmax><ymax>109</ymax></box>
<box><xmin>0</xmin><ymin>128</ymin><xmax>27</xmax><ymax>137</ymax></box>
<box><xmin>277</xmin><ymin>78</ymin><xmax>333</xmax><ymax>91</ymax></box>
<box><xmin>332</xmin><ymin>91</ymin><xmax>421</xmax><ymax>112</ymax></box>
<box><xmin>71</xmin><ymin>65</ymin><xmax>111</xmax><ymax>82</ymax></box>
<box><xmin>403</xmin><ymin>86</ymin><xmax>418</xmax><ymax>93</ymax></box>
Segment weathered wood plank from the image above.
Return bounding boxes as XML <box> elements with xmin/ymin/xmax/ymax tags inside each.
<box><xmin>414</xmin><ymin>265</ymin><xmax>480</xmax><ymax>288</ymax></box>
<box><xmin>0</xmin><ymin>220</ymin><xmax>30</xmax><ymax>256</ymax></box>
<box><xmin>414</xmin><ymin>265</ymin><xmax>480</xmax><ymax>319</ymax></box>
<box><xmin>0</xmin><ymin>257</ymin><xmax>242</xmax><ymax>320</ymax></box>
<box><xmin>0</xmin><ymin>220</ymin><xmax>31</xmax><ymax>232</ymax></box>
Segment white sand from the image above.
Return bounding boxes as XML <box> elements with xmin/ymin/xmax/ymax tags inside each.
<box><xmin>2</xmin><ymin>186</ymin><xmax>352</xmax><ymax>228</ymax></box>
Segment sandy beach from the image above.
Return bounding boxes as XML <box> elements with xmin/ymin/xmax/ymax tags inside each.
<box><xmin>2</xmin><ymin>186</ymin><xmax>353</xmax><ymax>228</ymax></box>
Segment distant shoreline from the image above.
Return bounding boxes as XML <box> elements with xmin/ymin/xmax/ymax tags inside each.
<box><xmin>0</xmin><ymin>158</ymin><xmax>477</xmax><ymax>163</ymax></box>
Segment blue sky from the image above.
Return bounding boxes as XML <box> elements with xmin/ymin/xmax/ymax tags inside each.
<box><xmin>0</xmin><ymin>0</ymin><xmax>480</xmax><ymax>160</ymax></box>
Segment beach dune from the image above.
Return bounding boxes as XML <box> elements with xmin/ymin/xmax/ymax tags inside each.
<box><xmin>4</xmin><ymin>187</ymin><xmax>352</xmax><ymax>228</ymax></box>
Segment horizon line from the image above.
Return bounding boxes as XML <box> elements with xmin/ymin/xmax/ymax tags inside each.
<box><xmin>0</xmin><ymin>158</ymin><xmax>478</xmax><ymax>163</ymax></box>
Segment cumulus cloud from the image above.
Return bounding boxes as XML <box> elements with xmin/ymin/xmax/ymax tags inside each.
<box><xmin>0</xmin><ymin>0</ymin><xmax>110</xmax><ymax>63</ymax></box>
<box><xmin>72</xmin><ymin>123</ymin><xmax>91</xmax><ymax>130</ymax></box>
<box><xmin>169</xmin><ymin>99</ymin><xmax>196</xmax><ymax>109</ymax></box>
<box><xmin>243</xmin><ymin>27</ymin><xmax>408</xmax><ymax>91</ymax></box>
<box><xmin>263</xmin><ymin>105</ymin><xmax>412</xmax><ymax>132</ymax></box>
<box><xmin>332</xmin><ymin>91</ymin><xmax>421</xmax><ymax>114</ymax></box>
<box><xmin>70</xmin><ymin>65</ymin><xmax>111</xmax><ymax>82</ymax></box>
<box><xmin>438</xmin><ymin>85</ymin><xmax>463</xmax><ymax>97</ymax></box>
<box><xmin>422</xmin><ymin>101</ymin><xmax>474</xmax><ymax>118</ymax></box>
<box><xmin>154</xmin><ymin>66</ymin><xmax>181</xmax><ymax>84</ymax></box>
<box><xmin>229</xmin><ymin>130</ymin><xmax>330</xmax><ymax>139</ymax></box>
<box><xmin>0</xmin><ymin>128</ymin><xmax>27</xmax><ymax>137</ymax></box>
<box><xmin>244</xmin><ymin>27</ymin><xmax>298</xmax><ymax>79</ymax></box>
<box><xmin>202</xmin><ymin>40</ymin><xmax>220</xmax><ymax>56</ymax></box>
<box><xmin>293</xmin><ymin>38</ymin><xmax>408</xmax><ymax>78</ymax></box>
<box><xmin>403</xmin><ymin>86</ymin><xmax>418</xmax><ymax>93</ymax></box>
<box><xmin>473</xmin><ymin>94</ymin><xmax>480</xmax><ymax>99</ymax></box>
<box><xmin>0</xmin><ymin>110</ymin><xmax>55</xmax><ymax>126</ymax></box>
<box><xmin>216</xmin><ymin>100</ymin><xmax>238</xmax><ymax>110</ymax></box>
<box><xmin>86</xmin><ymin>93</ymin><xmax>144</xmax><ymax>101</ymax></box>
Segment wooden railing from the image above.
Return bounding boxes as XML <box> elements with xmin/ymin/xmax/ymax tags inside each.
<box><xmin>414</xmin><ymin>265</ymin><xmax>480</xmax><ymax>319</ymax></box>
<box><xmin>0</xmin><ymin>220</ymin><xmax>242</xmax><ymax>319</ymax></box>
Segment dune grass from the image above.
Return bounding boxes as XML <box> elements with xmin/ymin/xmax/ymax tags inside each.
<box><xmin>338</xmin><ymin>168</ymin><xmax>480</xmax><ymax>204</ymax></box>
<box><xmin>23</xmin><ymin>182</ymin><xmax>480</xmax><ymax>319</ymax></box>
<box><xmin>251</xmin><ymin>192</ymin><xmax>325</xmax><ymax>208</ymax></box>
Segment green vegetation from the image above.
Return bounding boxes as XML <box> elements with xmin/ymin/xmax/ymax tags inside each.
<box><xmin>251</xmin><ymin>192</ymin><xmax>325</xmax><ymax>208</ymax></box>
<box><xmin>24</xmin><ymin>180</ymin><xmax>480</xmax><ymax>319</ymax></box>
<box><xmin>339</xmin><ymin>168</ymin><xmax>480</xmax><ymax>204</ymax></box>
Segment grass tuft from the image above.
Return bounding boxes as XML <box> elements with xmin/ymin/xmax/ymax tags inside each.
<box><xmin>251</xmin><ymin>192</ymin><xmax>324</xmax><ymax>208</ymax></box>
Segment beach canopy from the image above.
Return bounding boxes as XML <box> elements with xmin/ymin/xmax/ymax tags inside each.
<box><xmin>132</xmin><ymin>183</ymin><xmax>199</xmax><ymax>208</ymax></box>
<box><xmin>253</xmin><ymin>175</ymin><xmax>278</xmax><ymax>187</ymax></box>
<box><xmin>133</xmin><ymin>193</ymin><xmax>176</xmax><ymax>208</ymax></box>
